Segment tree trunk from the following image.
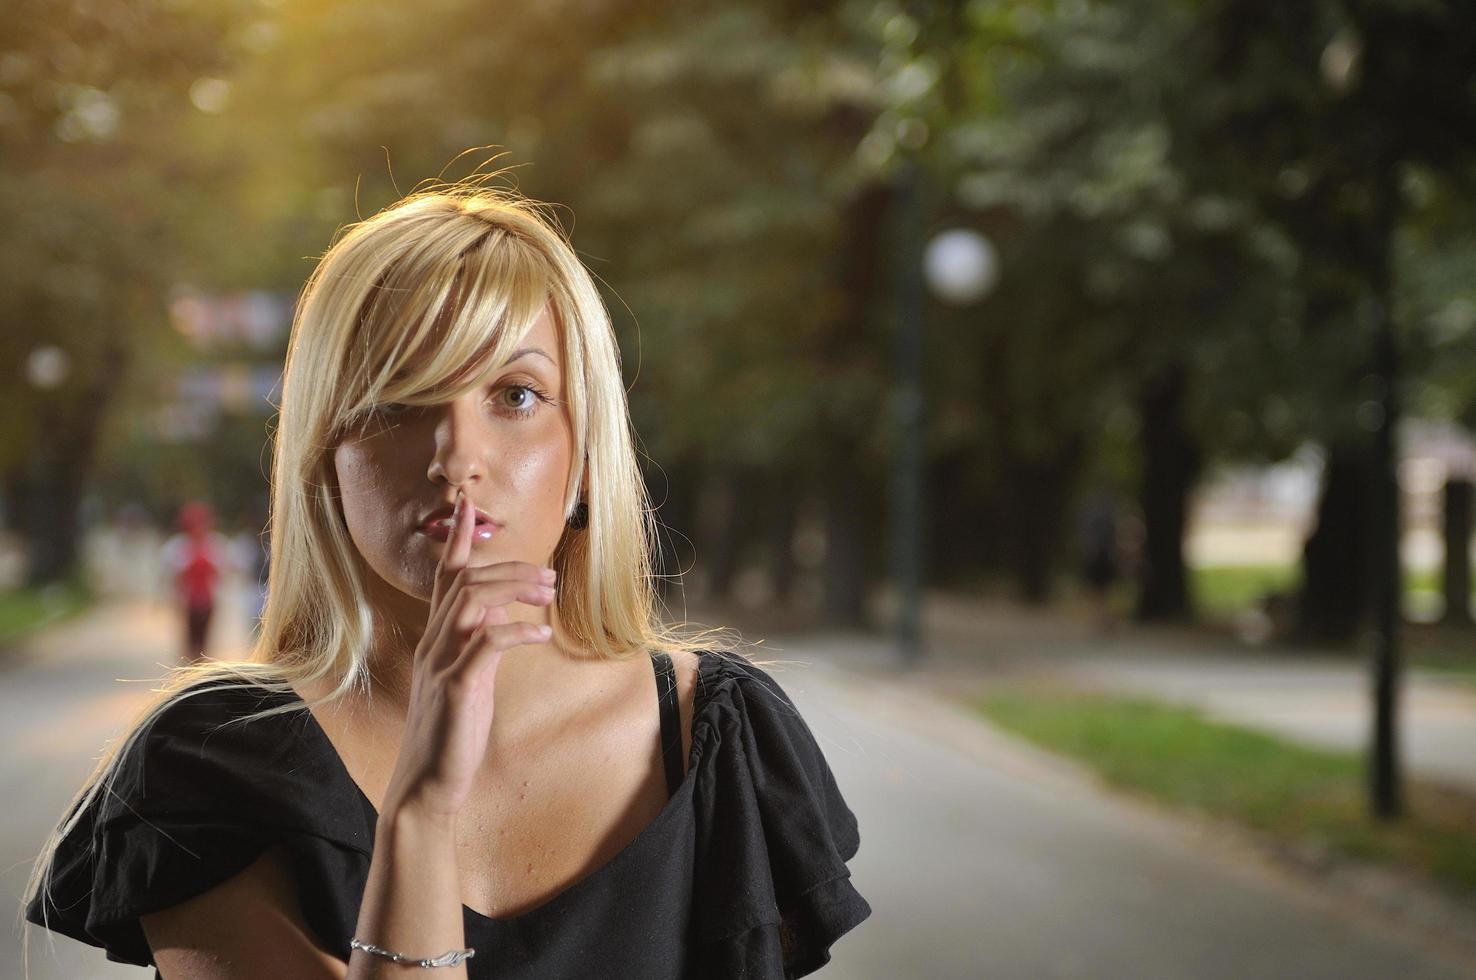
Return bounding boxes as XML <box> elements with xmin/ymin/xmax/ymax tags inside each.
<box><xmin>696</xmin><ymin>466</ymin><xmax>741</xmax><ymax>602</ymax></box>
<box><xmin>1441</xmin><ymin>478</ymin><xmax>1473</xmax><ymax>626</ymax></box>
<box><xmin>1296</xmin><ymin>444</ymin><xmax>1369</xmax><ymax>643</ymax></box>
<box><xmin>820</xmin><ymin>440</ymin><xmax>871</xmax><ymax>627</ymax></box>
<box><xmin>762</xmin><ymin>465</ymin><xmax>799</xmax><ymax>606</ymax></box>
<box><xmin>1134</xmin><ymin>366</ymin><xmax>1201</xmax><ymax>621</ymax></box>
<box><xmin>2</xmin><ymin>465</ymin><xmax>26</xmax><ymax>535</ymax></box>
<box><xmin>1003</xmin><ymin>439</ymin><xmax>1085</xmax><ymax>603</ymax></box>
<box><xmin>24</xmin><ymin>388</ymin><xmax>110</xmax><ymax>586</ymax></box>
<box><xmin>22</xmin><ymin>458</ymin><xmax>86</xmax><ymax>586</ymax></box>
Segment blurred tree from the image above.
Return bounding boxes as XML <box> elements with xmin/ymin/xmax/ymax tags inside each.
<box><xmin>921</xmin><ymin>0</ymin><xmax>1305</xmax><ymax>613</ymax></box>
<box><xmin>0</xmin><ymin>0</ymin><xmax>247</xmax><ymax>584</ymax></box>
<box><xmin>1193</xmin><ymin>0</ymin><xmax>1476</xmax><ymax>643</ymax></box>
<box><xmin>18</xmin><ymin>0</ymin><xmax>1475</xmax><ymax>648</ymax></box>
<box><xmin>201</xmin><ymin>0</ymin><xmax>896</xmax><ymax>625</ymax></box>
<box><xmin>1193</xmin><ymin>0</ymin><xmax>1476</xmax><ymax>819</ymax></box>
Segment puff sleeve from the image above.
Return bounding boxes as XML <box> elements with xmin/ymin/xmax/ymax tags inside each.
<box><xmin>24</xmin><ymin>682</ymin><xmax>373</xmax><ymax>969</ymax></box>
<box><xmin>688</xmin><ymin>655</ymin><xmax>871</xmax><ymax>978</ymax></box>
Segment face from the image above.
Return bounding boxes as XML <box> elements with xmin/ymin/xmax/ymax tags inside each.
<box><xmin>332</xmin><ymin>304</ymin><xmax>577</xmax><ymax>609</ymax></box>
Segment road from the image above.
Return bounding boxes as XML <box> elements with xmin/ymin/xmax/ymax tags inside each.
<box><xmin>6</xmin><ymin>599</ymin><xmax>1476</xmax><ymax>978</ymax></box>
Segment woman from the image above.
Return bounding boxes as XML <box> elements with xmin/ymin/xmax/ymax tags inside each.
<box><xmin>24</xmin><ymin>181</ymin><xmax>870</xmax><ymax>978</ymax></box>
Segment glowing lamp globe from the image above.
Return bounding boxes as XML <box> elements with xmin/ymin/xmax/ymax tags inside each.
<box><xmin>923</xmin><ymin>229</ymin><xmax>998</xmax><ymax>306</ymax></box>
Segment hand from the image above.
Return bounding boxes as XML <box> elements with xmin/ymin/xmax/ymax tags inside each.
<box><xmin>381</xmin><ymin>488</ymin><xmax>558</xmax><ymax>823</ymax></box>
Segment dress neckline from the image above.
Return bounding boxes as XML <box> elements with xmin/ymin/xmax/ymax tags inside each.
<box><xmin>288</xmin><ymin>650</ymin><xmax>720</xmax><ymax>927</ymax></box>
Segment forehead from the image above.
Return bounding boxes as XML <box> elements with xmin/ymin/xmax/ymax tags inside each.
<box><xmin>419</xmin><ymin>301</ymin><xmax>566</xmax><ymax>389</ymax></box>
<box><xmin>434</xmin><ymin>303</ymin><xmax>562</xmax><ymax>391</ymax></box>
<box><xmin>517</xmin><ymin>306</ymin><xmax>561</xmax><ymax>366</ymax></box>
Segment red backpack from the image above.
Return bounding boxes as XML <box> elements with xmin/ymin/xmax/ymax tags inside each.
<box><xmin>177</xmin><ymin>537</ymin><xmax>220</xmax><ymax>610</ymax></box>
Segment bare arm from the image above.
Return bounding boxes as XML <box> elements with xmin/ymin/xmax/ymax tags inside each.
<box><xmin>141</xmin><ymin>846</ymin><xmax>348</xmax><ymax>979</ymax></box>
<box><xmin>347</xmin><ymin>804</ymin><xmax>466</xmax><ymax>978</ymax></box>
<box><xmin>141</xmin><ymin>807</ymin><xmax>463</xmax><ymax>980</ymax></box>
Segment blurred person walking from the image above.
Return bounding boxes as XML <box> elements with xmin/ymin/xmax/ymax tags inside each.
<box><xmin>160</xmin><ymin>501</ymin><xmax>228</xmax><ymax>663</ymax></box>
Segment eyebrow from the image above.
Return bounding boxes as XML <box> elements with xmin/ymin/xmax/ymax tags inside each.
<box><xmin>505</xmin><ymin>346</ymin><xmax>557</xmax><ymax>368</ymax></box>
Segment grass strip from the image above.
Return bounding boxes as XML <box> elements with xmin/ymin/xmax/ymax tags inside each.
<box><xmin>976</xmin><ymin>682</ymin><xmax>1476</xmax><ymax>899</ymax></box>
<box><xmin>0</xmin><ymin>580</ymin><xmax>93</xmax><ymax>647</ymax></box>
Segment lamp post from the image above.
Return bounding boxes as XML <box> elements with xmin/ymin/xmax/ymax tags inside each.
<box><xmin>1320</xmin><ymin>27</ymin><xmax>1402</xmax><ymax>821</ymax></box>
<box><xmin>891</xmin><ymin>165</ymin><xmax>998</xmax><ymax>667</ymax></box>
<box><xmin>24</xmin><ymin>346</ymin><xmax>72</xmax><ymax>585</ymax></box>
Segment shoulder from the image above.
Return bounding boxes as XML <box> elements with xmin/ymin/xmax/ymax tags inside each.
<box><xmin>687</xmin><ymin>649</ymin><xmax>861</xmax><ymax>859</ymax></box>
<box><xmin>26</xmin><ymin>679</ymin><xmax>371</xmax><ymax>967</ymax></box>
<box><xmin>101</xmin><ymin>681</ymin><xmax>317</xmax><ymax>823</ymax></box>
<box><xmin>686</xmin><ymin>650</ymin><xmax>871</xmax><ymax>975</ymax></box>
<box><xmin>692</xmin><ymin>650</ymin><xmax>821</xmax><ymax>743</ymax></box>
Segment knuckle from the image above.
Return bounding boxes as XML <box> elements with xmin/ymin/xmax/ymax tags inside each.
<box><xmin>454</xmin><ymin>607</ymin><xmax>486</xmax><ymax>637</ymax></box>
<box><xmin>469</xmin><ymin>580</ymin><xmax>539</xmax><ymax>603</ymax></box>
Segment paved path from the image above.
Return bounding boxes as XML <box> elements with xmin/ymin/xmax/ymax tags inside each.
<box><xmin>5</xmin><ymin>583</ymin><xmax>256</xmax><ymax>980</ymax></box>
<box><xmin>780</xmin><ymin>635</ymin><xmax>1476</xmax><ymax>979</ymax></box>
<box><xmin>8</xmin><ymin>599</ymin><xmax>1476</xmax><ymax>978</ymax></box>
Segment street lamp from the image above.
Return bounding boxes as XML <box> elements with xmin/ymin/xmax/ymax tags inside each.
<box><xmin>925</xmin><ymin>230</ymin><xmax>998</xmax><ymax>306</ymax></box>
<box><xmin>892</xmin><ymin>209</ymin><xmax>999</xmax><ymax>668</ymax></box>
<box><xmin>26</xmin><ymin>345</ymin><xmax>71</xmax><ymax>390</ymax></box>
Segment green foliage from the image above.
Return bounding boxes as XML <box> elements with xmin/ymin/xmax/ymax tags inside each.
<box><xmin>7</xmin><ymin>0</ymin><xmax>1476</xmax><ymax>597</ymax></box>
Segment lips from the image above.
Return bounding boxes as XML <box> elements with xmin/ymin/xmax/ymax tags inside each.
<box><xmin>416</xmin><ymin>503</ymin><xmax>501</xmax><ymax>542</ymax></box>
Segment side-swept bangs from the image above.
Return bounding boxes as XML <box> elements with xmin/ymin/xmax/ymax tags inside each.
<box><xmin>329</xmin><ymin>215</ymin><xmax>566</xmax><ymax>443</ymax></box>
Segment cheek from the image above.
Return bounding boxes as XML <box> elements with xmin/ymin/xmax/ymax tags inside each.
<box><xmin>505</xmin><ymin>437</ymin><xmax>572</xmax><ymax>492</ymax></box>
<box><xmin>494</xmin><ymin>410</ymin><xmax>573</xmax><ymax>484</ymax></box>
<box><xmin>333</xmin><ymin>445</ymin><xmax>397</xmax><ymax>541</ymax></box>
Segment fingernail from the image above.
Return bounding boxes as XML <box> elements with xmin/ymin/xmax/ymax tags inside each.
<box><xmin>541</xmin><ymin>568</ymin><xmax>557</xmax><ymax>583</ymax></box>
<box><xmin>538</xmin><ymin>624</ymin><xmax>553</xmax><ymax>637</ymax></box>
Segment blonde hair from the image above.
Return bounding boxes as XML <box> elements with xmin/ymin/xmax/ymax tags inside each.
<box><xmin>21</xmin><ymin>173</ymin><xmax>747</xmax><ymax>962</ymax></box>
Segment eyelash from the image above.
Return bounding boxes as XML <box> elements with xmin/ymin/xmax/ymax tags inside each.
<box><xmin>372</xmin><ymin>383</ymin><xmax>554</xmax><ymax>423</ymax></box>
<box><xmin>496</xmin><ymin>382</ymin><xmax>554</xmax><ymax>419</ymax></box>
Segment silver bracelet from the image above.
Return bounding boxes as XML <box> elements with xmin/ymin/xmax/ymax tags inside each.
<box><xmin>350</xmin><ymin>936</ymin><xmax>476</xmax><ymax>968</ymax></box>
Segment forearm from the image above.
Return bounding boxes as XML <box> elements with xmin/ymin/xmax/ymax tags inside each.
<box><xmin>347</xmin><ymin>805</ymin><xmax>470</xmax><ymax>979</ymax></box>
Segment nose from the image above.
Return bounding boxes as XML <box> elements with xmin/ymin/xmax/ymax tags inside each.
<box><xmin>425</xmin><ymin>398</ymin><xmax>487</xmax><ymax>488</ymax></box>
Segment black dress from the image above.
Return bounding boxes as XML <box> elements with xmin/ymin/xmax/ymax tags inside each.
<box><xmin>26</xmin><ymin>649</ymin><xmax>871</xmax><ymax>978</ymax></box>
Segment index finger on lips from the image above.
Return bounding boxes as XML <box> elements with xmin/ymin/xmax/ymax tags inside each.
<box><xmin>432</xmin><ymin>488</ymin><xmax>475</xmax><ymax>608</ymax></box>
